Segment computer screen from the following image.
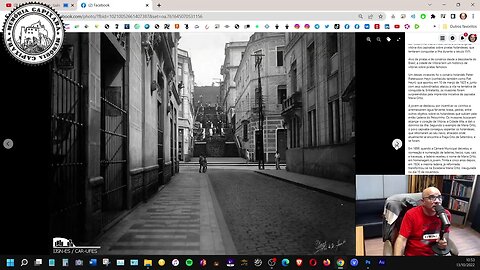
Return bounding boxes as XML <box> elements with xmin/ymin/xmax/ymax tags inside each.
<box><xmin>0</xmin><ymin>0</ymin><xmax>479</xmax><ymax>269</ymax></box>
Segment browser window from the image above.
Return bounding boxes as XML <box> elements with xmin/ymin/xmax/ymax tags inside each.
<box><xmin>0</xmin><ymin>0</ymin><xmax>479</xmax><ymax>268</ymax></box>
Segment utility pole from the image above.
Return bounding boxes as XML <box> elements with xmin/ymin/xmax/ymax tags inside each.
<box><xmin>254</xmin><ymin>53</ymin><xmax>265</xmax><ymax>170</ymax></box>
<box><xmin>212</xmin><ymin>78</ymin><xmax>226</xmax><ymax>129</ymax></box>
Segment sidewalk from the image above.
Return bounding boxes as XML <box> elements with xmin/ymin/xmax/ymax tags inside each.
<box><xmin>255</xmin><ymin>169</ymin><xmax>355</xmax><ymax>201</ymax></box>
<box><xmin>180</xmin><ymin>157</ymin><xmax>286</xmax><ymax>166</ymax></box>
<box><xmin>93</xmin><ymin>171</ymin><xmax>236</xmax><ymax>255</ymax></box>
<box><xmin>181</xmin><ymin>157</ymin><xmax>246</xmax><ymax>164</ymax></box>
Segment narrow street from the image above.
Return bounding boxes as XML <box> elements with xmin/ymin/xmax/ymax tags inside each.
<box><xmin>209</xmin><ymin>169</ymin><xmax>354</xmax><ymax>254</ymax></box>
<box><xmin>95</xmin><ymin>159</ymin><xmax>355</xmax><ymax>255</ymax></box>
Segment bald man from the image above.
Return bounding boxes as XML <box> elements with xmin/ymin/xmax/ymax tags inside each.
<box><xmin>394</xmin><ymin>187</ymin><xmax>451</xmax><ymax>256</ymax></box>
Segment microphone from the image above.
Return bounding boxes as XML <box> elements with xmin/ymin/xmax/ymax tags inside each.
<box><xmin>432</xmin><ymin>204</ymin><xmax>451</xmax><ymax>255</ymax></box>
<box><xmin>434</xmin><ymin>205</ymin><xmax>451</xmax><ymax>228</ymax></box>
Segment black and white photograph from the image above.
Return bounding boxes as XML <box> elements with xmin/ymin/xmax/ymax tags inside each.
<box><xmin>1</xmin><ymin>32</ymin><xmax>357</xmax><ymax>255</ymax></box>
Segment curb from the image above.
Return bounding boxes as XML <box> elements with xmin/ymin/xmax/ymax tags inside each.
<box><xmin>254</xmin><ymin>171</ymin><xmax>355</xmax><ymax>202</ymax></box>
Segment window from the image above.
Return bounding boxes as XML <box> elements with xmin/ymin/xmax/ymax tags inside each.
<box><xmin>178</xmin><ymin>129</ymin><xmax>183</xmax><ymax>161</ymax></box>
<box><xmin>276</xmin><ymin>46</ymin><xmax>284</xmax><ymax>66</ymax></box>
<box><xmin>327</xmin><ymin>33</ymin><xmax>338</xmax><ymax>58</ymax></box>
<box><xmin>328</xmin><ymin>99</ymin><xmax>341</xmax><ymax>144</ymax></box>
<box><xmin>277</xmin><ymin>85</ymin><xmax>286</xmax><ymax>104</ymax></box>
<box><xmin>290</xmin><ymin>117</ymin><xmax>300</xmax><ymax>148</ymax></box>
<box><xmin>289</xmin><ymin>118</ymin><xmax>294</xmax><ymax>148</ymax></box>
<box><xmin>243</xmin><ymin>122</ymin><xmax>248</xmax><ymax>141</ymax></box>
<box><xmin>179</xmin><ymin>99</ymin><xmax>184</xmax><ymax>118</ymax></box>
<box><xmin>307</xmin><ymin>43</ymin><xmax>315</xmax><ymax>88</ymax></box>
<box><xmin>177</xmin><ymin>63</ymin><xmax>183</xmax><ymax>81</ymax></box>
<box><xmin>308</xmin><ymin>109</ymin><xmax>317</xmax><ymax>147</ymax></box>
<box><xmin>290</xmin><ymin>61</ymin><xmax>297</xmax><ymax>92</ymax></box>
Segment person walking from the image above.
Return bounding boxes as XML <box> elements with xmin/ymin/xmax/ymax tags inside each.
<box><xmin>199</xmin><ymin>155</ymin><xmax>204</xmax><ymax>173</ymax></box>
<box><xmin>245</xmin><ymin>149</ymin><xmax>250</xmax><ymax>164</ymax></box>
<box><xmin>202</xmin><ymin>155</ymin><xmax>208</xmax><ymax>173</ymax></box>
<box><xmin>275</xmin><ymin>151</ymin><xmax>281</xmax><ymax>170</ymax></box>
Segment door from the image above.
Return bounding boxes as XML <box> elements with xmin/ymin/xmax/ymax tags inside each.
<box><xmin>255</xmin><ymin>130</ymin><xmax>264</xmax><ymax>161</ymax></box>
<box><xmin>50</xmin><ymin>38</ymin><xmax>86</xmax><ymax>241</ymax></box>
<box><xmin>100</xmin><ymin>34</ymin><xmax>128</xmax><ymax>227</ymax></box>
<box><xmin>276</xmin><ymin>129</ymin><xmax>287</xmax><ymax>162</ymax></box>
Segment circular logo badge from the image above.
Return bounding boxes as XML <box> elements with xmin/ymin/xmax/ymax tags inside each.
<box><xmin>3</xmin><ymin>2</ymin><xmax>64</xmax><ymax>65</ymax></box>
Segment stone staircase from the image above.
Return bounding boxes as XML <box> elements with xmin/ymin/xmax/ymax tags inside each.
<box><xmin>193</xmin><ymin>128</ymin><xmax>239</xmax><ymax>157</ymax></box>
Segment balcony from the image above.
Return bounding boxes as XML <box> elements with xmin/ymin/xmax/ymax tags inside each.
<box><xmin>281</xmin><ymin>92</ymin><xmax>302</xmax><ymax>116</ymax></box>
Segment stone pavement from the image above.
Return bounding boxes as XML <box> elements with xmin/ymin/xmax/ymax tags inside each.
<box><xmin>94</xmin><ymin>170</ymin><xmax>236</xmax><ymax>255</ymax></box>
<box><xmin>255</xmin><ymin>169</ymin><xmax>355</xmax><ymax>201</ymax></box>
<box><xmin>93</xmin><ymin>162</ymin><xmax>355</xmax><ymax>255</ymax></box>
<box><xmin>208</xmin><ymin>169</ymin><xmax>355</xmax><ymax>254</ymax></box>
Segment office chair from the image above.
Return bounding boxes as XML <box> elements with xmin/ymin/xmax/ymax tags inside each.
<box><xmin>382</xmin><ymin>192</ymin><xmax>458</xmax><ymax>256</ymax></box>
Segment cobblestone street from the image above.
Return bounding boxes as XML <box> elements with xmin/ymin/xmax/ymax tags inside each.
<box><xmin>95</xmin><ymin>165</ymin><xmax>354</xmax><ymax>255</ymax></box>
<box><xmin>209</xmin><ymin>169</ymin><xmax>355</xmax><ymax>255</ymax></box>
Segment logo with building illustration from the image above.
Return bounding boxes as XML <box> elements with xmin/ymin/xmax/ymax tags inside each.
<box><xmin>52</xmin><ymin>237</ymin><xmax>101</xmax><ymax>254</ymax></box>
<box><xmin>2</xmin><ymin>2</ymin><xmax>64</xmax><ymax>65</ymax></box>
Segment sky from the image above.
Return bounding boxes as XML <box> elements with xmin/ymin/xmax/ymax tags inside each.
<box><xmin>178</xmin><ymin>33</ymin><xmax>253</xmax><ymax>86</ymax></box>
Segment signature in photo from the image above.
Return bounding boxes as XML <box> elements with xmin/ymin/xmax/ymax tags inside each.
<box><xmin>314</xmin><ymin>239</ymin><xmax>347</xmax><ymax>254</ymax></box>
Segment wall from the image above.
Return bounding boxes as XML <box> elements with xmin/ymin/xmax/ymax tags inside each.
<box><xmin>83</xmin><ymin>33</ymin><xmax>103</xmax><ymax>240</ymax></box>
<box><xmin>285</xmin><ymin>148</ymin><xmax>303</xmax><ymax>172</ymax></box>
<box><xmin>128</xmin><ymin>33</ymin><xmax>144</xmax><ymax>170</ymax></box>
<box><xmin>356</xmin><ymin>175</ymin><xmax>408</xmax><ymax>200</ymax></box>
<box><xmin>223</xmin><ymin>41</ymin><xmax>247</xmax><ymax>113</ymax></box>
<box><xmin>206</xmin><ymin>140</ymin><xmax>225</xmax><ymax>157</ymax></box>
<box><xmin>246</xmin><ymin>117</ymin><xmax>284</xmax><ymax>162</ymax></box>
<box><xmin>193</xmin><ymin>142</ymin><xmax>206</xmax><ymax>157</ymax></box>
<box><xmin>143</xmin><ymin>48</ymin><xmax>159</xmax><ymax>169</ymax></box>
<box><xmin>128</xmin><ymin>34</ymin><xmax>164</xmax><ymax>207</ymax></box>
<box><xmin>234</xmin><ymin>33</ymin><xmax>286</xmax><ymax>162</ymax></box>
<box><xmin>286</xmin><ymin>143</ymin><xmax>354</xmax><ymax>182</ymax></box>
<box><xmin>127</xmin><ymin>34</ymin><xmax>144</xmax><ymax>208</ymax></box>
<box><xmin>178</xmin><ymin>50</ymin><xmax>194</xmax><ymax>162</ymax></box>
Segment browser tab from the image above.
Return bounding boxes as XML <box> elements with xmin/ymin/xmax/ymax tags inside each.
<box><xmin>0</xmin><ymin>1</ymin><xmax>77</xmax><ymax>10</ymax></box>
<box><xmin>75</xmin><ymin>0</ymin><xmax>152</xmax><ymax>11</ymax></box>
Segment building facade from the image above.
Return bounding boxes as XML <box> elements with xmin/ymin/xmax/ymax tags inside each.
<box><xmin>220</xmin><ymin>41</ymin><xmax>247</xmax><ymax>128</ymax></box>
<box><xmin>234</xmin><ymin>33</ymin><xmax>287</xmax><ymax>163</ymax></box>
<box><xmin>177</xmin><ymin>49</ymin><xmax>195</xmax><ymax>161</ymax></box>
<box><xmin>48</xmin><ymin>32</ymin><xmax>181</xmax><ymax>244</ymax></box>
<box><xmin>281</xmin><ymin>33</ymin><xmax>355</xmax><ymax>182</ymax></box>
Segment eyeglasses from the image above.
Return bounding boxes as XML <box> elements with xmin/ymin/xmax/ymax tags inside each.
<box><xmin>423</xmin><ymin>195</ymin><xmax>443</xmax><ymax>201</ymax></box>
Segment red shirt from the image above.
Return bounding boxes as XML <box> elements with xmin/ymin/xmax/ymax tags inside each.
<box><xmin>399</xmin><ymin>205</ymin><xmax>451</xmax><ymax>256</ymax></box>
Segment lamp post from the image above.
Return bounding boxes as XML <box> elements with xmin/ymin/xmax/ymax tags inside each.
<box><xmin>254</xmin><ymin>53</ymin><xmax>265</xmax><ymax>170</ymax></box>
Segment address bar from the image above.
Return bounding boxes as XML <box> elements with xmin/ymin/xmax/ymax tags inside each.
<box><xmin>59</xmin><ymin>11</ymin><xmax>386</xmax><ymax>21</ymax></box>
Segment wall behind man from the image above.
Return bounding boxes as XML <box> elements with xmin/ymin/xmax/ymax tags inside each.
<box><xmin>356</xmin><ymin>175</ymin><xmax>408</xmax><ymax>200</ymax></box>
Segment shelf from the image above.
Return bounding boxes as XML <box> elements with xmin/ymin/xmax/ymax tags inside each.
<box><xmin>443</xmin><ymin>178</ymin><xmax>474</xmax><ymax>183</ymax></box>
<box><xmin>447</xmin><ymin>194</ymin><xmax>471</xmax><ymax>201</ymax></box>
<box><xmin>442</xmin><ymin>175</ymin><xmax>476</xmax><ymax>227</ymax></box>
<box><xmin>447</xmin><ymin>208</ymin><xmax>467</xmax><ymax>215</ymax></box>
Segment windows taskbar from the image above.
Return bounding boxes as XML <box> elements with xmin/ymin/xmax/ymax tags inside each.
<box><xmin>0</xmin><ymin>255</ymin><xmax>477</xmax><ymax>270</ymax></box>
